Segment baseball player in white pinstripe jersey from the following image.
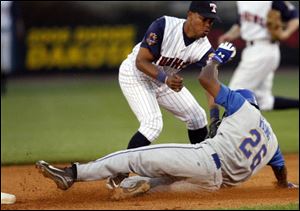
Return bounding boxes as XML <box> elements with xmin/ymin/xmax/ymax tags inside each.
<box><xmin>113</xmin><ymin>0</ymin><xmax>222</xmax><ymax>185</ymax></box>
<box><xmin>218</xmin><ymin>1</ymin><xmax>299</xmax><ymax>111</ymax></box>
<box><xmin>119</xmin><ymin>1</ymin><xmax>221</xmax><ymax>152</ymax></box>
<box><xmin>114</xmin><ymin>1</ymin><xmax>223</xmax><ymax>186</ymax></box>
<box><xmin>36</xmin><ymin>42</ymin><xmax>298</xmax><ymax>200</ymax></box>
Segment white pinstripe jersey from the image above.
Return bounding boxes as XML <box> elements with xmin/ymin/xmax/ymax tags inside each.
<box><xmin>126</xmin><ymin>16</ymin><xmax>212</xmax><ymax>76</ymax></box>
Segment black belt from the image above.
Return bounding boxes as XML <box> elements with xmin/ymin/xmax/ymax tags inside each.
<box><xmin>248</xmin><ymin>40</ymin><xmax>276</xmax><ymax>45</ymax></box>
<box><xmin>212</xmin><ymin>153</ymin><xmax>221</xmax><ymax>169</ymax></box>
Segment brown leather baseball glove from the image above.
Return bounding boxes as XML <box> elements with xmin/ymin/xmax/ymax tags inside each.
<box><xmin>266</xmin><ymin>9</ymin><xmax>283</xmax><ymax>41</ymax></box>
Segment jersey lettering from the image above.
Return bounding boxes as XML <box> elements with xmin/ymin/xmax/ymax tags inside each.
<box><xmin>259</xmin><ymin>117</ymin><xmax>271</xmax><ymax>141</ymax></box>
<box><xmin>240</xmin><ymin>12</ymin><xmax>265</xmax><ymax>27</ymax></box>
<box><xmin>157</xmin><ymin>56</ymin><xmax>190</xmax><ymax>69</ymax></box>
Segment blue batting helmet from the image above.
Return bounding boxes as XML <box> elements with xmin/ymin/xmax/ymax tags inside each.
<box><xmin>235</xmin><ymin>89</ymin><xmax>259</xmax><ymax>109</ymax></box>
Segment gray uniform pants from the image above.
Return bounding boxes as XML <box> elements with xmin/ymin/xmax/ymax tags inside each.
<box><xmin>76</xmin><ymin>142</ymin><xmax>222</xmax><ymax>191</ymax></box>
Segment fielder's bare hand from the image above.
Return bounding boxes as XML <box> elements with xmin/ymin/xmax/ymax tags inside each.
<box><xmin>166</xmin><ymin>74</ymin><xmax>183</xmax><ymax>92</ymax></box>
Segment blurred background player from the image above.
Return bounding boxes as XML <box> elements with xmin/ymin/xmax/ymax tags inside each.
<box><xmin>1</xmin><ymin>1</ymin><xmax>23</xmax><ymax>96</ymax></box>
<box><xmin>1</xmin><ymin>1</ymin><xmax>13</xmax><ymax>96</ymax></box>
<box><xmin>1</xmin><ymin>2</ymin><xmax>20</xmax><ymax>204</ymax></box>
<box><xmin>218</xmin><ymin>1</ymin><xmax>299</xmax><ymax>111</ymax></box>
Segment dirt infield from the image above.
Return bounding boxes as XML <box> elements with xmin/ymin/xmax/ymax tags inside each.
<box><xmin>1</xmin><ymin>154</ymin><xmax>299</xmax><ymax>210</ymax></box>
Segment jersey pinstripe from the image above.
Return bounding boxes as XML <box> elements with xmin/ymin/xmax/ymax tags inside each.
<box><xmin>125</xmin><ymin>16</ymin><xmax>212</xmax><ymax>77</ymax></box>
<box><xmin>119</xmin><ymin>16</ymin><xmax>211</xmax><ymax>141</ymax></box>
<box><xmin>156</xmin><ymin>16</ymin><xmax>212</xmax><ymax>75</ymax></box>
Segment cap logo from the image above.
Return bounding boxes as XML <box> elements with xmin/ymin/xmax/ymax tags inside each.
<box><xmin>209</xmin><ymin>3</ymin><xmax>217</xmax><ymax>13</ymax></box>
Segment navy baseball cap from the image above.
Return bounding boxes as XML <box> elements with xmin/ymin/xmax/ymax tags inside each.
<box><xmin>189</xmin><ymin>1</ymin><xmax>221</xmax><ymax>22</ymax></box>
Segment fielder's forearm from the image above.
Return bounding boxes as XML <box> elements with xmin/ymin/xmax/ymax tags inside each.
<box><xmin>136</xmin><ymin>47</ymin><xmax>165</xmax><ymax>82</ymax></box>
<box><xmin>206</xmin><ymin>91</ymin><xmax>218</xmax><ymax>109</ymax></box>
<box><xmin>136</xmin><ymin>58</ymin><xmax>160</xmax><ymax>80</ymax></box>
<box><xmin>224</xmin><ymin>24</ymin><xmax>241</xmax><ymax>41</ymax></box>
<box><xmin>281</xmin><ymin>18</ymin><xmax>299</xmax><ymax>40</ymax></box>
<box><xmin>205</xmin><ymin>91</ymin><xmax>220</xmax><ymax>121</ymax></box>
<box><xmin>198</xmin><ymin>60</ymin><xmax>221</xmax><ymax>98</ymax></box>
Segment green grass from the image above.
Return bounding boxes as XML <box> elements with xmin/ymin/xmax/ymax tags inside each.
<box><xmin>220</xmin><ymin>202</ymin><xmax>299</xmax><ymax>210</ymax></box>
<box><xmin>1</xmin><ymin>70</ymin><xmax>299</xmax><ymax>165</ymax></box>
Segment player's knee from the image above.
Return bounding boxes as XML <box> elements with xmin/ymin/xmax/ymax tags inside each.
<box><xmin>139</xmin><ymin>116</ymin><xmax>163</xmax><ymax>142</ymax></box>
<box><xmin>257</xmin><ymin>99</ymin><xmax>273</xmax><ymax>111</ymax></box>
<box><xmin>187</xmin><ymin>117</ymin><xmax>207</xmax><ymax>129</ymax></box>
<box><xmin>185</xmin><ymin>106</ymin><xmax>207</xmax><ymax>129</ymax></box>
<box><xmin>255</xmin><ymin>94</ymin><xmax>274</xmax><ymax>111</ymax></box>
<box><xmin>148</xmin><ymin>118</ymin><xmax>163</xmax><ymax>140</ymax></box>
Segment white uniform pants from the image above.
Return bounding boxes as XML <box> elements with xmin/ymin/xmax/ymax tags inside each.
<box><xmin>118</xmin><ymin>60</ymin><xmax>207</xmax><ymax>142</ymax></box>
<box><xmin>229</xmin><ymin>40</ymin><xmax>280</xmax><ymax>110</ymax></box>
<box><xmin>1</xmin><ymin>30</ymin><xmax>12</xmax><ymax>73</ymax></box>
